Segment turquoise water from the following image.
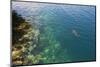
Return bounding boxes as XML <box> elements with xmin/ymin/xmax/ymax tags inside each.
<box><xmin>12</xmin><ymin>2</ymin><xmax>96</xmax><ymax>64</ymax></box>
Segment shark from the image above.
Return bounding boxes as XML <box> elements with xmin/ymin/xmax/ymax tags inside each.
<box><xmin>72</xmin><ymin>29</ymin><xmax>80</xmax><ymax>37</ymax></box>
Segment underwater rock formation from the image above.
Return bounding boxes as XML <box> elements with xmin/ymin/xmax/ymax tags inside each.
<box><xmin>12</xmin><ymin>10</ymin><xmax>40</xmax><ymax>65</ymax></box>
<box><xmin>12</xmin><ymin>10</ymin><xmax>70</xmax><ymax>66</ymax></box>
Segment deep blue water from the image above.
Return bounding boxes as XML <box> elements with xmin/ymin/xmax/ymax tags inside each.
<box><xmin>12</xmin><ymin>2</ymin><xmax>96</xmax><ymax>62</ymax></box>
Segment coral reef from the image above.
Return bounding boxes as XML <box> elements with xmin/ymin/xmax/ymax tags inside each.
<box><xmin>12</xmin><ymin>10</ymin><xmax>70</xmax><ymax>66</ymax></box>
<box><xmin>12</xmin><ymin>10</ymin><xmax>40</xmax><ymax>65</ymax></box>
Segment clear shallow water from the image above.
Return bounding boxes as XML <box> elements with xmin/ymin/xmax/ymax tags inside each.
<box><xmin>12</xmin><ymin>2</ymin><xmax>96</xmax><ymax>63</ymax></box>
